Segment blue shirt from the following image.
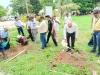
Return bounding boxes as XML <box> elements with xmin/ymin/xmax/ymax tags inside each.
<box><xmin>0</xmin><ymin>30</ymin><xmax>10</xmax><ymax>38</ymax></box>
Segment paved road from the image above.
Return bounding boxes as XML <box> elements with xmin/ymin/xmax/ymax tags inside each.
<box><xmin>0</xmin><ymin>21</ymin><xmax>15</xmax><ymax>29</ymax></box>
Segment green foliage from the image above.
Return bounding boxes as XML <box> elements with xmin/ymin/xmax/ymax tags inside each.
<box><xmin>10</xmin><ymin>0</ymin><xmax>33</xmax><ymax>15</ymax></box>
<box><xmin>0</xmin><ymin>5</ymin><xmax>7</xmax><ymax>18</ymax></box>
<box><xmin>39</xmin><ymin>0</ymin><xmax>56</xmax><ymax>9</ymax></box>
<box><xmin>30</xmin><ymin>0</ymin><xmax>42</xmax><ymax>15</ymax></box>
<box><xmin>73</xmin><ymin>0</ymin><xmax>96</xmax><ymax>12</ymax></box>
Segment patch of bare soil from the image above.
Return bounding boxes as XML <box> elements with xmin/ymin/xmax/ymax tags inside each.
<box><xmin>0</xmin><ymin>44</ymin><xmax>30</xmax><ymax>61</ymax></box>
<box><xmin>54</xmin><ymin>51</ymin><xmax>86</xmax><ymax>68</ymax></box>
<box><xmin>9</xmin><ymin>44</ymin><xmax>29</xmax><ymax>57</ymax></box>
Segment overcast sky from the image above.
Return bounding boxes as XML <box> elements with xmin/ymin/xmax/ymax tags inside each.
<box><xmin>0</xmin><ymin>0</ymin><xmax>10</xmax><ymax>8</ymax></box>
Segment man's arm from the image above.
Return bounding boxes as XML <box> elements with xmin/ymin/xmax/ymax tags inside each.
<box><xmin>55</xmin><ymin>19</ymin><xmax>60</xmax><ymax>25</ymax></box>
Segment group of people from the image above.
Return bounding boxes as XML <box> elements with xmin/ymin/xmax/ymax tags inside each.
<box><xmin>14</xmin><ymin>13</ymin><xmax>78</xmax><ymax>51</ymax></box>
<box><xmin>1</xmin><ymin>8</ymin><xmax>100</xmax><ymax>59</ymax></box>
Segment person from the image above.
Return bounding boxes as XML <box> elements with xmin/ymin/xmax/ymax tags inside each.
<box><xmin>63</xmin><ymin>13</ymin><xmax>72</xmax><ymax>27</ymax></box>
<box><xmin>45</xmin><ymin>15</ymin><xmax>58</xmax><ymax>46</ymax></box>
<box><xmin>90</xmin><ymin>9</ymin><xmax>100</xmax><ymax>57</ymax></box>
<box><xmin>0</xmin><ymin>27</ymin><xmax>10</xmax><ymax>59</ymax></box>
<box><xmin>26</xmin><ymin>17</ymin><xmax>33</xmax><ymax>41</ymax></box>
<box><xmin>30</xmin><ymin>17</ymin><xmax>38</xmax><ymax>43</ymax></box>
<box><xmin>17</xmin><ymin>35</ymin><xmax>28</xmax><ymax>45</ymax></box>
<box><xmin>36</xmin><ymin>16</ymin><xmax>48</xmax><ymax>50</ymax></box>
<box><xmin>52</xmin><ymin>16</ymin><xmax>60</xmax><ymax>43</ymax></box>
<box><xmin>0</xmin><ymin>27</ymin><xmax>10</xmax><ymax>50</ymax></box>
<box><xmin>64</xmin><ymin>22</ymin><xmax>78</xmax><ymax>51</ymax></box>
<box><xmin>14</xmin><ymin>16</ymin><xmax>25</xmax><ymax>36</ymax></box>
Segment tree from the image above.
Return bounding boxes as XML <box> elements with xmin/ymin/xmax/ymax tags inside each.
<box><xmin>73</xmin><ymin>0</ymin><xmax>96</xmax><ymax>14</ymax></box>
<box><xmin>10</xmin><ymin>0</ymin><xmax>33</xmax><ymax>15</ymax></box>
<box><xmin>30</xmin><ymin>0</ymin><xmax>42</xmax><ymax>15</ymax></box>
<box><xmin>39</xmin><ymin>0</ymin><xmax>56</xmax><ymax>9</ymax></box>
<box><xmin>55</xmin><ymin>0</ymin><xmax>80</xmax><ymax>18</ymax></box>
<box><xmin>0</xmin><ymin>5</ymin><xmax>7</xmax><ymax>18</ymax></box>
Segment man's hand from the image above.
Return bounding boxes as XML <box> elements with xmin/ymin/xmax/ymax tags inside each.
<box><xmin>8</xmin><ymin>37</ymin><xmax>10</xmax><ymax>41</ymax></box>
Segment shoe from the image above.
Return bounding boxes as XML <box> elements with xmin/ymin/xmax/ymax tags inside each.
<box><xmin>71</xmin><ymin>49</ymin><xmax>74</xmax><ymax>54</ymax></box>
<box><xmin>90</xmin><ymin>50</ymin><xmax>96</xmax><ymax>53</ymax></box>
<box><xmin>66</xmin><ymin>48</ymin><xmax>70</xmax><ymax>52</ymax></box>
<box><xmin>96</xmin><ymin>54</ymin><xmax>100</xmax><ymax>57</ymax></box>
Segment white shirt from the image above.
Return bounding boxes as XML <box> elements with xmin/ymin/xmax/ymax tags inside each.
<box><xmin>64</xmin><ymin>16</ymin><xmax>72</xmax><ymax>24</ymax></box>
<box><xmin>30</xmin><ymin>20</ymin><xmax>38</xmax><ymax>29</ymax></box>
<box><xmin>14</xmin><ymin>20</ymin><xmax>22</xmax><ymax>28</ymax></box>
<box><xmin>36</xmin><ymin>20</ymin><xmax>47</xmax><ymax>33</ymax></box>
<box><xmin>63</xmin><ymin>23</ymin><xmax>78</xmax><ymax>39</ymax></box>
<box><xmin>53</xmin><ymin>18</ymin><xmax>60</xmax><ymax>30</ymax></box>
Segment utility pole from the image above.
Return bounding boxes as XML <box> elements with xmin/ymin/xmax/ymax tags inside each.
<box><xmin>25</xmin><ymin>0</ymin><xmax>29</xmax><ymax>15</ymax></box>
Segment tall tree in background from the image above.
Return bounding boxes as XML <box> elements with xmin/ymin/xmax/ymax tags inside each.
<box><xmin>10</xmin><ymin>0</ymin><xmax>33</xmax><ymax>15</ymax></box>
<box><xmin>0</xmin><ymin>5</ymin><xmax>7</xmax><ymax>18</ymax></box>
<box><xmin>39</xmin><ymin>0</ymin><xmax>56</xmax><ymax>9</ymax></box>
<box><xmin>30</xmin><ymin>0</ymin><xmax>42</xmax><ymax>15</ymax></box>
<box><xmin>73</xmin><ymin>0</ymin><xmax>96</xmax><ymax>14</ymax></box>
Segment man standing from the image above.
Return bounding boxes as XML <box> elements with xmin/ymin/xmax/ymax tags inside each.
<box><xmin>14</xmin><ymin>16</ymin><xmax>25</xmax><ymax>36</ymax></box>
<box><xmin>30</xmin><ymin>17</ymin><xmax>38</xmax><ymax>43</ymax></box>
<box><xmin>45</xmin><ymin>15</ymin><xmax>58</xmax><ymax>46</ymax></box>
<box><xmin>26</xmin><ymin>17</ymin><xmax>33</xmax><ymax>41</ymax></box>
<box><xmin>53</xmin><ymin>16</ymin><xmax>60</xmax><ymax>43</ymax></box>
<box><xmin>63</xmin><ymin>13</ymin><xmax>72</xmax><ymax>27</ymax></box>
<box><xmin>64</xmin><ymin>22</ymin><xmax>78</xmax><ymax>50</ymax></box>
<box><xmin>91</xmin><ymin>9</ymin><xmax>100</xmax><ymax>57</ymax></box>
<box><xmin>36</xmin><ymin>16</ymin><xmax>47</xmax><ymax>50</ymax></box>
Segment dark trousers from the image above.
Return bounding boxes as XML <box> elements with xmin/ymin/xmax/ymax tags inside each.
<box><xmin>27</xmin><ymin>29</ymin><xmax>33</xmax><ymax>41</ymax></box>
<box><xmin>17</xmin><ymin>27</ymin><xmax>24</xmax><ymax>36</ymax></box>
<box><xmin>92</xmin><ymin>32</ymin><xmax>100</xmax><ymax>54</ymax></box>
<box><xmin>67</xmin><ymin>32</ymin><xmax>75</xmax><ymax>48</ymax></box>
<box><xmin>88</xmin><ymin>36</ymin><xmax>93</xmax><ymax>46</ymax></box>
<box><xmin>40</xmin><ymin>32</ymin><xmax>47</xmax><ymax>49</ymax></box>
<box><xmin>47</xmin><ymin>30</ymin><xmax>57</xmax><ymax>46</ymax></box>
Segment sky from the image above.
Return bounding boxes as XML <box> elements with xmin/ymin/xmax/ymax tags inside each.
<box><xmin>0</xmin><ymin>0</ymin><xmax>10</xmax><ymax>8</ymax></box>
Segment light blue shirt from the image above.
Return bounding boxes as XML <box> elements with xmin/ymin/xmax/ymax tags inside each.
<box><xmin>14</xmin><ymin>20</ymin><xmax>22</xmax><ymax>27</ymax></box>
<box><xmin>0</xmin><ymin>30</ymin><xmax>10</xmax><ymax>38</ymax></box>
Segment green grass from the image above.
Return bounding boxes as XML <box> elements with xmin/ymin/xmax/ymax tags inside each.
<box><xmin>0</xmin><ymin>15</ymin><xmax>100</xmax><ymax>75</ymax></box>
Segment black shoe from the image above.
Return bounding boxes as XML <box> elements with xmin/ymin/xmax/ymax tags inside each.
<box><xmin>90</xmin><ymin>50</ymin><xmax>96</xmax><ymax>53</ymax></box>
<box><xmin>96</xmin><ymin>54</ymin><xmax>100</xmax><ymax>57</ymax></box>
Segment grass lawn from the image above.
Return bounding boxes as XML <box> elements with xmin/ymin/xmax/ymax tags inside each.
<box><xmin>0</xmin><ymin>15</ymin><xmax>100</xmax><ymax>75</ymax></box>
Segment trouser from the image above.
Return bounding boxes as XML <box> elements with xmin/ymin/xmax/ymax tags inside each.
<box><xmin>17</xmin><ymin>27</ymin><xmax>24</xmax><ymax>36</ymax></box>
<box><xmin>31</xmin><ymin>29</ymin><xmax>37</xmax><ymax>43</ymax></box>
<box><xmin>88</xmin><ymin>36</ymin><xmax>93</xmax><ymax>46</ymax></box>
<box><xmin>54</xmin><ymin>30</ymin><xmax>59</xmax><ymax>43</ymax></box>
<box><xmin>92</xmin><ymin>32</ymin><xmax>100</xmax><ymax>54</ymax></box>
<box><xmin>27</xmin><ymin>29</ymin><xmax>33</xmax><ymax>41</ymax></box>
<box><xmin>67</xmin><ymin>32</ymin><xmax>75</xmax><ymax>48</ymax></box>
<box><xmin>47</xmin><ymin>30</ymin><xmax>58</xmax><ymax>46</ymax></box>
<box><xmin>40</xmin><ymin>32</ymin><xmax>47</xmax><ymax>49</ymax></box>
